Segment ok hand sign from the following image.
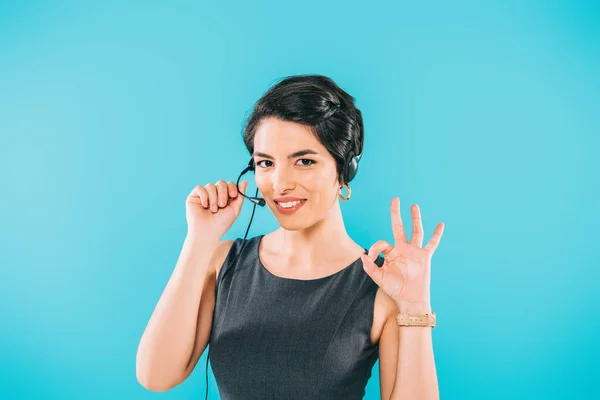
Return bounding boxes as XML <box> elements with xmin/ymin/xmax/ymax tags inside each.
<box><xmin>361</xmin><ymin>197</ymin><xmax>444</xmax><ymax>312</ymax></box>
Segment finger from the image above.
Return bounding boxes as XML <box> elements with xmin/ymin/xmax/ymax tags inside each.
<box><xmin>237</xmin><ymin>179</ymin><xmax>248</xmax><ymax>196</ymax></box>
<box><xmin>230</xmin><ymin>181</ymin><xmax>248</xmax><ymax>215</ymax></box>
<box><xmin>205</xmin><ymin>183</ymin><xmax>218</xmax><ymax>213</ymax></box>
<box><xmin>360</xmin><ymin>253</ymin><xmax>384</xmax><ymax>287</ymax></box>
<box><xmin>194</xmin><ymin>185</ymin><xmax>208</xmax><ymax>208</ymax></box>
<box><xmin>424</xmin><ymin>222</ymin><xmax>444</xmax><ymax>254</ymax></box>
<box><xmin>367</xmin><ymin>239</ymin><xmax>394</xmax><ymax>261</ymax></box>
<box><xmin>227</xmin><ymin>181</ymin><xmax>238</xmax><ymax>199</ymax></box>
<box><xmin>215</xmin><ymin>180</ymin><xmax>229</xmax><ymax>208</ymax></box>
<box><xmin>391</xmin><ymin>197</ymin><xmax>408</xmax><ymax>244</ymax></box>
<box><xmin>411</xmin><ymin>204</ymin><xmax>424</xmax><ymax>248</ymax></box>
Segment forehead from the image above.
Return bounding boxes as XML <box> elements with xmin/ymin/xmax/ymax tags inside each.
<box><xmin>253</xmin><ymin>118</ymin><xmax>326</xmax><ymax>154</ymax></box>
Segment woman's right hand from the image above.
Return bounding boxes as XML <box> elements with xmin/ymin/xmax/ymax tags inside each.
<box><xmin>185</xmin><ymin>180</ymin><xmax>249</xmax><ymax>239</ymax></box>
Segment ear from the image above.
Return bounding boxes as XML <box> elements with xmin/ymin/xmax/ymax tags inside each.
<box><xmin>337</xmin><ymin>173</ymin><xmax>345</xmax><ymax>188</ymax></box>
<box><xmin>334</xmin><ymin>174</ymin><xmax>342</xmax><ymax>188</ymax></box>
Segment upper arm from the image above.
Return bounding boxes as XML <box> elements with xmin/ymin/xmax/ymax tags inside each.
<box><xmin>179</xmin><ymin>239</ymin><xmax>234</xmax><ymax>381</ymax></box>
<box><xmin>379</xmin><ymin>303</ymin><xmax>399</xmax><ymax>400</ymax></box>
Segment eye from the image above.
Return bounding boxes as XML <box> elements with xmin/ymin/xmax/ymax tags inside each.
<box><xmin>296</xmin><ymin>159</ymin><xmax>316</xmax><ymax>167</ymax></box>
<box><xmin>256</xmin><ymin>159</ymin><xmax>316</xmax><ymax>168</ymax></box>
<box><xmin>256</xmin><ymin>160</ymin><xmax>273</xmax><ymax>168</ymax></box>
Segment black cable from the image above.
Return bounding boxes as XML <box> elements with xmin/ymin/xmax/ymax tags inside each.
<box><xmin>205</xmin><ymin>186</ymin><xmax>260</xmax><ymax>400</ymax></box>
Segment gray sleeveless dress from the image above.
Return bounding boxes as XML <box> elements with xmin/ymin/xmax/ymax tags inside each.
<box><xmin>208</xmin><ymin>234</ymin><xmax>385</xmax><ymax>399</ymax></box>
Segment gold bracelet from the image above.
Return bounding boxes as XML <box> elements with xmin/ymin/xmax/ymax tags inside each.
<box><xmin>395</xmin><ymin>311</ymin><xmax>436</xmax><ymax>328</ymax></box>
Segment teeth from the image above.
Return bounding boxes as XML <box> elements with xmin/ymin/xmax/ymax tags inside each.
<box><xmin>279</xmin><ymin>200</ymin><xmax>304</xmax><ymax>208</ymax></box>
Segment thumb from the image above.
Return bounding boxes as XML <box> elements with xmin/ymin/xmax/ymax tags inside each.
<box><xmin>361</xmin><ymin>254</ymin><xmax>383</xmax><ymax>287</ymax></box>
<box><xmin>230</xmin><ymin>180</ymin><xmax>249</xmax><ymax>216</ymax></box>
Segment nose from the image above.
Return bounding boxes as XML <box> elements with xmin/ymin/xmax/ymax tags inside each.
<box><xmin>272</xmin><ymin>165</ymin><xmax>296</xmax><ymax>193</ymax></box>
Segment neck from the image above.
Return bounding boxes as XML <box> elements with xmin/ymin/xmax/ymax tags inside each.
<box><xmin>272</xmin><ymin>200</ymin><xmax>358</xmax><ymax>270</ymax></box>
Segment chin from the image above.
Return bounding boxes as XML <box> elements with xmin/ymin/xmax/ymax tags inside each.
<box><xmin>276</xmin><ymin>220</ymin><xmax>310</xmax><ymax>231</ymax></box>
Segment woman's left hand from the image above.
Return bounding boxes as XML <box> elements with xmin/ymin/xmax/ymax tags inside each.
<box><xmin>361</xmin><ymin>197</ymin><xmax>444</xmax><ymax>313</ymax></box>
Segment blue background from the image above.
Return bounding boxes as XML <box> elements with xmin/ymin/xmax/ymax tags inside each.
<box><xmin>1</xmin><ymin>1</ymin><xmax>598</xmax><ymax>399</ymax></box>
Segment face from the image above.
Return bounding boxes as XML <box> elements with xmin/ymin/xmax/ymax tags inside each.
<box><xmin>252</xmin><ymin>117</ymin><xmax>342</xmax><ymax>230</ymax></box>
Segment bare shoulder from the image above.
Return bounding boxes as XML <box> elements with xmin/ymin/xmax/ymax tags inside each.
<box><xmin>376</xmin><ymin>287</ymin><xmax>398</xmax><ymax>319</ymax></box>
<box><xmin>371</xmin><ymin>287</ymin><xmax>399</xmax><ymax>345</ymax></box>
<box><xmin>213</xmin><ymin>239</ymin><xmax>235</xmax><ymax>278</ymax></box>
<box><xmin>376</xmin><ymin>287</ymin><xmax>400</xmax><ymax>399</ymax></box>
<box><xmin>177</xmin><ymin>237</ymin><xmax>236</xmax><ymax>382</ymax></box>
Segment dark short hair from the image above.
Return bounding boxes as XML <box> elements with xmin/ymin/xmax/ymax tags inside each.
<box><xmin>242</xmin><ymin>74</ymin><xmax>364</xmax><ymax>186</ymax></box>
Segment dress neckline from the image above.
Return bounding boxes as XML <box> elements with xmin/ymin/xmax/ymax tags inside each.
<box><xmin>255</xmin><ymin>234</ymin><xmax>368</xmax><ymax>283</ymax></box>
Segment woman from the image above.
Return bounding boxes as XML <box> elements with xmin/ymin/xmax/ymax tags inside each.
<box><xmin>136</xmin><ymin>74</ymin><xmax>444</xmax><ymax>399</ymax></box>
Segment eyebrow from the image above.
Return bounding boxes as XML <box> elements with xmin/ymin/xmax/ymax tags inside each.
<box><xmin>252</xmin><ymin>149</ymin><xmax>320</xmax><ymax>159</ymax></box>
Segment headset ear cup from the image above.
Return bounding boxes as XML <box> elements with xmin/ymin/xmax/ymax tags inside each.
<box><xmin>345</xmin><ymin>157</ymin><xmax>358</xmax><ymax>183</ymax></box>
<box><xmin>344</xmin><ymin>151</ymin><xmax>360</xmax><ymax>184</ymax></box>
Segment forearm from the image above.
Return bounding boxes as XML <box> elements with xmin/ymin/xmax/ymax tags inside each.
<box><xmin>390</xmin><ymin>303</ymin><xmax>439</xmax><ymax>400</ymax></box>
<box><xmin>136</xmin><ymin>233</ymin><xmax>220</xmax><ymax>389</ymax></box>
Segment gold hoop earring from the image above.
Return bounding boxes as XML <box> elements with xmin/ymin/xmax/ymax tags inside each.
<box><xmin>338</xmin><ymin>183</ymin><xmax>351</xmax><ymax>201</ymax></box>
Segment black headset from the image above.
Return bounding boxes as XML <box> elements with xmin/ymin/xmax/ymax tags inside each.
<box><xmin>203</xmin><ymin>149</ymin><xmax>362</xmax><ymax>400</ymax></box>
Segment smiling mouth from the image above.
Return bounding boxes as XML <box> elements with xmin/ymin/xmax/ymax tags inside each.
<box><xmin>274</xmin><ymin>199</ymin><xmax>307</xmax><ymax>213</ymax></box>
<box><xmin>274</xmin><ymin>199</ymin><xmax>306</xmax><ymax>205</ymax></box>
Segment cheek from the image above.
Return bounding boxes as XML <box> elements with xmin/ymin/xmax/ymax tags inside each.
<box><xmin>255</xmin><ymin>177</ymin><xmax>268</xmax><ymax>192</ymax></box>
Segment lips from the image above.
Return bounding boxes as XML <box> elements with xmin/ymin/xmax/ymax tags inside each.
<box><xmin>274</xmin><ymin>198</ymin><xmax>306</xmax><ymax>203</ymax></box>
<box><xmin>274</xmin><ymin>199</ymin><xmax>305</xmax><ymax>204</ymax></box>
<box><xmin>274</xmin><ymin>199</ymin><xmax>307</xmax><ymax>214</ymax></box>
